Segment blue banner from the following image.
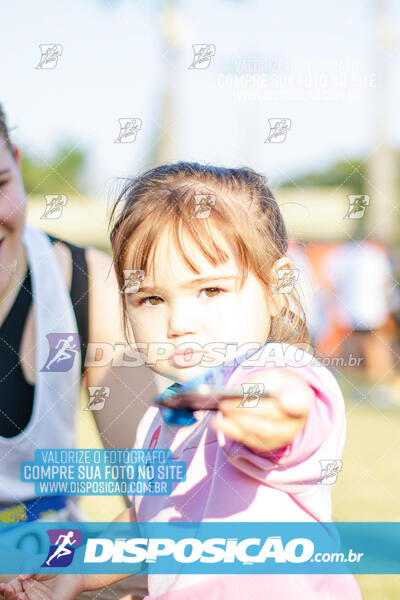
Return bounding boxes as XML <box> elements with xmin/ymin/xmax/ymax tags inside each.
<box><xmin>0</xmin><ymin>521</ymin><xmax>399</xmax><ymax>574</ymax></box>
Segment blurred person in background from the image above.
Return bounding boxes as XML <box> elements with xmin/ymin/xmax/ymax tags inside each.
<box><xmin>0</xmin><ymin>104</ymin><xmax>166</xmax><ymax>599</ymax></box>
<box><xmin>323</xmin><ymin>239</ymin><xmax>397</xmax><ymax>406</ymax></box>
<box><xmin>287</xmin><ymin>239</ymin><xmax>328</xmax><ymax>345</ymax></box>
<box><xmin>386</xmin><ymin>247</ymin><xmax>400</xmax><ymax>400</ymax></box>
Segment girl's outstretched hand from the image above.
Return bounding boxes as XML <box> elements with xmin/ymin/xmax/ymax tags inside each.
<box><xmin>0</xmin><ymin>574</ymin><xmax>84</xmax><ymax>600</ymax></box>
<box><xmin>210</xmin><ymin>368</ymin><xmax>313</xmax><ymax>453</ymax></box>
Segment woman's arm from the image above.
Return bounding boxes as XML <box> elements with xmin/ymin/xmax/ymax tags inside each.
<box><xmin>74</xmin><ymin>505</ymin><xmax>139</xmax><ymax>593</ymax></box>
<box><xmin>0</xmin><ymin>506</ymin><xmax>140</xmax><ymax>600</ymax></box>
<box><xmin>84</xmin><ymin>246</ymin><xmax>170</xmax><ymax>449</ymax></box>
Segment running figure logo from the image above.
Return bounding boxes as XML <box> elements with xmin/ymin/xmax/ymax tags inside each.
<box><xmin>41</xmin><ymin>333</ymin><xmax>81</xmax><ymax>372</ymax></box>
<box><xmin>265</xmin><ymin>118</ymin><xmax>291</xmax><ymax>143</ymax></box>
<box><xmin>121</xmin><ymin>269</ymin><xmax>145</xmax><ymax>294</ymax></box>
<box><xmin>191</xmin><ymin>194</ymin><xmax>216</xmax><ymax>219</ymax></box>
<box><xmin>272</xmin><ymin>268</ymin><xmax>299</xmax><ymax>294</ymax></box>
<box><xmin>42</xmin><ymin>529</ymin><xmax>82</xmax><ymax>567</ymax></box>
<box><xmin>35</xmin><ymin>44</ymin><xmax>63</xmax><ymax>69</ymax></box>
<box><xmin>343</xmin><ymin>195</ymin><xmax>370</xmax><ymax>219</ymax></box>
<box><xmin>188</xmin><ymin>44</ymin><xmax>216</xmax><ymax>69</ymax></box>
<box><xmin>41</xmin><ymin>195</ymin><xmax>68</xmax><ymax>220</ymax></box>
<box><xmin>114</xmin><ymin>118</ymin><xmax>142</xmax><ymax>143</ymax></box>
<box><xmin>318</xmin><ymin>460</ymin><xmax>343</xmax><ymax>484</ymax></box>
<box><xmin>238</xmin><ymin>383</ymin><xmax>265</xmax><ymax>408</ymax></box>
<box><xmin>85</xmin><ymin>386</ymin><xmax>110</xmax><ymax>411</ymax></box>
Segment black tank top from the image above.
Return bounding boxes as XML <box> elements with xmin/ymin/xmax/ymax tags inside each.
<box><xmin>0</xmin><ymin>235</ymin><xmax>89</xmax><ymax>438</ymax></box>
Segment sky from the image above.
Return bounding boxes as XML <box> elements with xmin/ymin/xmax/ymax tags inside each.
<box><xmin>1</xmin><ymin>0</ymin><xmax>400</xmax><ymax>196</ymax></box>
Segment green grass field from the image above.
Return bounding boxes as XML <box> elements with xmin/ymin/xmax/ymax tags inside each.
<box><xmin>333</xmin><ymin>387</ymin><xmax>400</xmax><ymax>598</ymax></box>
<box><xmin>77</xmin><ymin>386</ymin><xmax>400</xmax><ymax>599</ymax></box>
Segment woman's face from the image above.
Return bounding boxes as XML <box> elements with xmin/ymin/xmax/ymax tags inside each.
<box><xmin>123</xmin><ymin>224</ymin><xmax>278</xmax><ymax>384</ymax></box>
<box><xmin>0</xmin><ymin>141</ymin><xmax>26</xmax><ymax>294</ymax></box>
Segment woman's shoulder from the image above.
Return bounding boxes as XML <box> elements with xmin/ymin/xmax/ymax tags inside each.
<box><xmin>46</xmin><ymin>233</ymin><xmax>113</xmax><ymax>290</ymax></box>
<box><xmin>47</xmin><ymin>235</ymin><xmax>74</xmax><ymax>291</ymax></box>
<box><xmin>46</xmin><ymin>233</ymin><xmax>119</xmax><ymax>342</ymax></box>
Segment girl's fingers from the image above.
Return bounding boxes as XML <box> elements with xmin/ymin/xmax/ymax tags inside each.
<box><xmin>212</xmin><ymin>412</ymin><xmax>303</xmax><ymax>451</ymax></box>
<box><xmin>211</xmin><ymin>415</ymin><xmax>247</xmax><ymax>445</ymax></box>
<box><xmin>219</xmin><ymin>396</ymin><xmax>284</xmax><ymax>421</ymax></box>
<box><xmin>211</xmin><ymin>414</ymin><xmax>268</xmax><ymax>450</ymax></box>
<box><xmin>2</xmin><ymin>585</ymin><xmax>16</xmax><ymax>600</ymax></box>
<box><xmin>0</xmin><ymin>584</ymin><xmax>9</xmax><ymax>600</ymax></box>
<box><xmin>265</xmin><ymin>370</ymin><xmax>312</xmax><ymax>415</ymax></box>
<box><xmin>276</xmin><ymin>388</ymin><xmax>312</xmax><ymax>418</ymax></box>
<box><xmin>4</xmin><ymin>584</ymin><xmax>15</xmax><ymax>600</ymax></box>
<box><xmin>234</xmin><ymin>413</ymin><xmax>297</xmax><ymax>444</ymax></box>
<box><xmin>233</xmin><ymin>370</ymin><xmax>312</xmax><ymax>418</ymax></box>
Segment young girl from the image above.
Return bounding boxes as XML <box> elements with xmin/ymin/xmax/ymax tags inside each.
<box><xmin>0</xmin><ymin>162</ymin><xmax>362</xmax><ymax>599</ymax></box>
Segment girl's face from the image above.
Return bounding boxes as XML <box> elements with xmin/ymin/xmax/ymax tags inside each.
<box><xmin>0</xmin><ymin>141</ymin><xmax>26</xmax><ymax>295</ymax></box>
<box><xmin>124</xmin><ymin>224</ymin><xmax>279</xmax><ymax>384</ymax></box>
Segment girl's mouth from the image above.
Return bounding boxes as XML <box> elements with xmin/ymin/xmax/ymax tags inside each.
<box><xmin>174</xmin><ymin>349</ymin><xmax>204</xmax><ymax>357</ymax></box>
<box><xmin>169</xmin><ymin>348</ymin><xmax>207</xmax><ymax>368</ymax></box>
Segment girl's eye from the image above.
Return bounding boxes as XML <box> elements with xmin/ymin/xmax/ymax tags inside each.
<box><xmin>0</xmin><ymin>180</ymin><xmax>9</xmax><ymax>187</ymax></box>
<box><xmin>139</xmin><ymin>296</ymin><xmax>163</xmax><ymax>306</ymax></box>
<box><xmin>137</xmin><ymin>287</ymin><xmax>224</xmax><ymax>306</ymax></box>
<box><xmin>200</xmin><ymin>287</ymin><xmax>223</xmax><ymax>298</ymax></box>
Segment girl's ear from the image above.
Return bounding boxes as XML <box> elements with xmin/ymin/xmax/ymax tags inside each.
<box><xmin>269</xmin><ymin>256</ymin><xmax>294</xmax><ymax>316</ymax></box>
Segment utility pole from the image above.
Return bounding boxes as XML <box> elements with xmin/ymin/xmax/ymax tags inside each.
<box><xmin>147</xmin><ymin>0</ymin><xmax>182</xmax><ymax>166</ymax></box>
<box><xmin>365</xmin><ymin>0</ymin><xmax>398</xmax><ymax>244</ymax></box>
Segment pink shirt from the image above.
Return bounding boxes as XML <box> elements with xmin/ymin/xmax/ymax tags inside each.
<box><xmin>130</xmin><ymin>342</ymin><xmax>362</xmax><ymax>599</ymax></box>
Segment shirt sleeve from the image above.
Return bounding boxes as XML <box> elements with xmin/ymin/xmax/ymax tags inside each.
<box><xmin>216</xmin><ymin>349</ymin><xmax>344</xmax><ymax>479</ymax></box>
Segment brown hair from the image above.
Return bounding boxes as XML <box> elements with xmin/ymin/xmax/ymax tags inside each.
<box><xmin>0</xmin><ymin>104</ymin><xmax>13</xmax><ymax>153</ymax></box>
<box><xmin>109</xmin><ymin>162</ymin><xmax>310</xmax><ymax>348</ymax></box>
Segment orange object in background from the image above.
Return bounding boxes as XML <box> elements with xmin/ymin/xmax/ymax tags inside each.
<box><xmin>298</xmin><ymin>241</ymin><xmax>395</xmax><ymax>358</ymax></box>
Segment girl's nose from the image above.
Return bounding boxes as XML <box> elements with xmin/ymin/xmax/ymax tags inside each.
<box><xmin>167</xmin><ymin>299</ymin><xmax>199</xmax><ymax>338</ymax></box>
